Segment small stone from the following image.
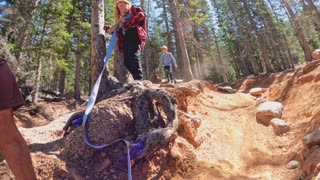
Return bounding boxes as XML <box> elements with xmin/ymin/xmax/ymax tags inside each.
<box><xmin>287</xmin><ymin>160</ymin><xmax>300</xmax><ymax>169</ymax></box>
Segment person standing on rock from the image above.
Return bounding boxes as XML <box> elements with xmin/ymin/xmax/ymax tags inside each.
<box><xmin>104</xmin><ymin>0</ymin><xmax>147</xmax><ymax>81</ymax></box>
<box><xmin>0</xmin><ymin>57</ymin><xmax>36</xmax><ymax>180</ymax></box>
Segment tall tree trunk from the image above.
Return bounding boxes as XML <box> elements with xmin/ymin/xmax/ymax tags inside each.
<box><xmin>91</xmin><ymin>0</ymin><xmax>124</xmax><ymax>102</ymax></box>
<box><xmin>91</xmin><ymin>0</ymin><xmax>106</xmax><ymax>85</ymax></box>
<box><xmin>193</xmin><ymin>28</ymin><xmax>208</xmax><ymax>79</ymax></box>
<box><xmin>167</xmin><ymin>0</ymin><xmax>194</xmax><ymax>81</ymax></box>
<box><xmin>59</xmin><ymin>55</ymin><xmax>68</xmax><ymax>94</ymax></box>
<box><xmin>226</xmin><ymin>0</ymin><xmax>256</xmax><ymax>76</ymax></box>
<box><xmin>140</xmin><ymin>0</ymin><xmax>151</xmax><ymax>79</ymax></box>
<box><xmin>59</xmin><ymin>2</ymin><xmax>76</xmax><ymax>94</ymax></box>
<box><xmin>241</xmin><ymin>0</ymin><xmax>273</xmax><ymax>73</ymax></box>
<box><xmin>212</xmin><ymin>28</ymin><xmax>228</xmax><ymax>82</ymax></box>
<box><xmin>74</xmin><ymin>50</ymin><xmax>82</xmax><ymax>100</ymax></box>
<box><xmin>74</xmin><ymin>0</ymin><xmax>86</xmax><ymax>100</ymax></box>
<box><xmin>16</xmin><ymin>0</ymin><xmax>40</xmax><ymax>67</ymax></box>
<box><xmin>33</xmin><ymin>19</ymin><xmax>47</xmax><ymax>103</ymax></box>
<box><xmin>193</xmin><ymin>45</ymin><xmax>202</xmax><ymax>79</ymax></box>
<box><xmin>283</xmin><ymin>0</ymin><xmax>313</xmax><ymax>62</ymax></box>
<box><xmin>33</xmin><ymin>57</ymin><xmax>42</xmax><ymax>103</ymax></box>
<box><xmin>267</xmin><ymin>0</ymin><xmax>294</xmax><ymax>69</ymax></box>
<box><xmin>162</xmin><ymin>0</ymin><xmax>173</xmax><ymax>51</ymax></box>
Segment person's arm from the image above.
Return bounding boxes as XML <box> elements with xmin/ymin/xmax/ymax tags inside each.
<box><xmin>122</xmin><ymin>6</ymin><xmax>146</xmax><ymax>28</ymax></box>
<box><xmin>169</xmin><ymin>53</ymin><xmax>177</xmax><ymax>68</ymax></box>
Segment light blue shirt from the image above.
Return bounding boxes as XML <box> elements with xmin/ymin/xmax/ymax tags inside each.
<box><xmin>158</xmin><ymin>52</ymin><xmax>177</xmax><ymax>68</ymax></box>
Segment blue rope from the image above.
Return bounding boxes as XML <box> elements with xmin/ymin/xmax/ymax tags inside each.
<box><xmin>82</xmin><ymin>14</ymin><xmax>133</xmax><ymax>180</ymax></box>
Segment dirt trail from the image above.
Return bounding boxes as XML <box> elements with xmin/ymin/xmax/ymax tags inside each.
<box><xmin>169</xmin><ymin>86</ymin><xmax>294</xmax><ymax>180</ymax></box>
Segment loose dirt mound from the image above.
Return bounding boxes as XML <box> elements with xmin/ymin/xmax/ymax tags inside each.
<box><xmin>1</xmin><ymin>60</ymin><xmax>320</xmax><ymax>179</ymax></box>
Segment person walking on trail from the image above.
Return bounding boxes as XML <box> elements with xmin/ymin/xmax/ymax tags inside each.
<box><xmin>0</xmin><ymin>57</ymin><xmax>36</xmax><ymax>180</ymax></box>
<box><xmin>104</xmin><ymin>0</ymin><xmax>147</xmax><ymax>81</ymax></box>
<box><xmin>156</xmin><ymin>46</ymin><xmax>177</xmax><ymax>83</ymax></box>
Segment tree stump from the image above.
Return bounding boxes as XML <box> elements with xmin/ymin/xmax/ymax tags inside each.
<box><xmin>61</xmin><ymin>83</ymin><xmax>178</xmax><ymax>175</ymax></box>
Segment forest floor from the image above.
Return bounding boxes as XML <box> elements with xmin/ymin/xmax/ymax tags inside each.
<box><xmin>1</xmin><ymin>60</ymin><xmax>320</xmax><ymax>180</ymax></box>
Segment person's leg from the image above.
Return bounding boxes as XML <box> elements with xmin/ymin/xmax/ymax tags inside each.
<box><xmin>164</xmin><ymin>66</ymin><xmax>170</xmax><ymax>82</ymax></box>
<box><xmin>0</xmin><ymin>109</ymin><xmax>36</xmax><ymax>180</ymax></box>
<box><xmin>169</xmin><ymin>66</ymin><xmax>173</xmax><ymax>83</ymax></box>
<box><xmin>171</xmin><ymin>67</ymin><xmax>176</xmax><ymax>84</ymax></box>
<box><xmin>124</xmin><ymin>28</ymin><xmax>143</xmax><ymax>80</ymax></box>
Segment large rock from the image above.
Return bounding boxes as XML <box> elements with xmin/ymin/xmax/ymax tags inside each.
<box><xmin>303</xmin><ymin>130</ymin><xmax>320</xmax><ymax>148</ymax></box>
<box><xmin>249</xmin><ymin>87</ymin><xmax>265</xmax><ymax>97</ymax></box>
<box><xmin>61</xmin><ymin>87</ymin><xmax>179</xmax><ymax>180</ymax></box>
<box><xmin>270</xmin><ymin>118</ymin><xmax>290</xmax><ymax>135</ymax></box>
<box><xmin>61</xmin><ymin>98</ymin><xmax>135</xmax><ymax>163</ymax></box>
<box><xmin>312</xmin><ymin>49</ymin><xmax>320</xmax><ymax>60</ymax></box>
<box><xmin>256</xmin><ymin>101</ymin><xmax>283</xmax><ymax>126</ymax></box>
<box><xmin>302</xmin><ymin>146</ymin><xmax>320</xmax><ymax>177</ymax></box>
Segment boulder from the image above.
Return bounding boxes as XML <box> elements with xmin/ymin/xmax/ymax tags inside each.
<box><xmin>303</xmin><ymin>130</ymin><xmax>320</xmax><ymax>148</ymax></box>
<box><xmin>249</xmin><ymin>87</ymin><xmax>266</xmax><ymax>97</ymax></box>
<box><xmin>62</xmin><ymin>88</ymin><xmax>179</xmax><ymax>167</ymax></box>
<box><xmin>270</xmin><ymin>118</ymin><xmax>290</xmax><ymax>135</ymax></box>
<box><xmin>287</xmin><ymin>160</ymin><xmax>300</xmax><ymax>169</ymax></box>
<box><xmin>216</xmin><ymin>86</ymin><xmax>236</xmax><ymax>93</ymax></box>
<box><xmin>256</xmin><ymin>101</ymin><xmax>283</xmax><ymax>126</ymax></box>
<box><xmin>302</xmin><ymin>146</ymin><xmax>320</xmax><ymax>176</ymax></box>
<box><xmin>312</xmin><ymin>49</ymin><xmax>320</xmax><ymax>60</ymax></box>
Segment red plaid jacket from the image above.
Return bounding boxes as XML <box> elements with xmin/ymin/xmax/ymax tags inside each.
<box><xmin>117</xmin><ymin>5</ymin><xmax>147</xmax><ymax>53</ymax></box>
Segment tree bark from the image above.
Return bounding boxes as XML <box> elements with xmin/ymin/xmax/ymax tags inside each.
<box><xmin>226</xmin><ymin>0</ymin><xmax>256</xmax><ymax>76</ymax></box>
<box><xmin>140</xmin><ymin>0</ymin><xmax>152</xmax><ymax>79</ymax></box>
<box><xmin>241</xmin><ymin>0</ymin><xmax>273</xmax><ymax>73</ymax></box>
<box><xmin>16</xmin><ymin>0</ymin><xmax>40</xmax><ymax>67</ymax></box>
<box><xmin>283</xmin><ymin>0</ymin><xmax>312</xmax><ymax>62</ymax></box>
<box><xmin>266</xmin><ymin>0</ymin><xmax>294</xmax><ymax>69</ymax></box>
<box><xmin>167</xmin><ymin>0</ymin><xmax>194</xmax><ymax>81</ymax></box>
<box><xmin>33</xmin><ymin>19</ymin><xmax>47</xmax><ymax>103</ymax></box>
<box><xmin>212</xmin><ymin>28</ymin><xmax>228</xmax><ymax>82</ymax></box>
<box><xmin>162</xmin><ymin>0</ymin><xmax>174</xmax><ymax>51</ymax></box>
<box><xmin>91</xmin><ymin>0</ymin><xmax>107</xmax><ymax>85</ymax></box>
<box><xmin>74</xmin><ymin>0</ymin><xmax>86</xmax><ymax>100</ymax></box>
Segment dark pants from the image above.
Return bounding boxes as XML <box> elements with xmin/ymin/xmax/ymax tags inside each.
<box><xmin>164</xmin><ymin>66</ymin><xmax>173</xmax><ymax>82</ymax></box>
<box><xmin>124</xmin><ymin>28</ymin><xmax>143</xmax><ymax>80</ymax></box>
